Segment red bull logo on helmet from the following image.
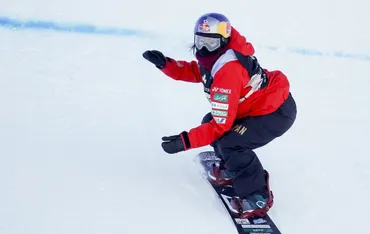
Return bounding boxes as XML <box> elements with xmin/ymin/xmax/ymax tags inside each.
<box><xmin>198</xmin><ymin>20</ymin><xmax>210</xmax><ymax>33</ymax></box>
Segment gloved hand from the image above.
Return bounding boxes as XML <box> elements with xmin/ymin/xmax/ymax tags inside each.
<box><xmin>161</xmin><ymin>131</ymin><xmax>191</xmax><ymax>154</ymax></box>
<box><xmin>142</xmin><ymin>50</ymin><xmax>167</xmax><ymax>69</ymax></box>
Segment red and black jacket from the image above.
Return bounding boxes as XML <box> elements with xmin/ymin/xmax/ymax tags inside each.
<box><xmin>159</xmin><ymin>27</ymin><xmax>290</xmax><ymax>150</ymax></box>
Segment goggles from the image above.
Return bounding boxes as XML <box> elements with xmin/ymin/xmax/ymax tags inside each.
<box><xmin>194</xmin><ymin>34</ymin><xmax>222</xmax><ymax>52</ymax></box>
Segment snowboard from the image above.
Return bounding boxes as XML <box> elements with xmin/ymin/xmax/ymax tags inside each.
<box><xmin>196</xmin><ymin>151</ymin><xmax>282</xmax><ymax>234</ymax></box>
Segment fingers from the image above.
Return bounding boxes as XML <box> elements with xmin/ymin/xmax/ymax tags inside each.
<box><xmin>142</xmin><ymin>50</ymin><xmax>166</xmax><ymax>69</ymax></box>
<box><xmin>161</xmin><ymin>135</ymin><xmax>178</xmax><ymax>141</ymax></box>
<box><xmin>142</xmin><ymin>51</ymin><xmax>151</xmax><ymax>60</ymax></box>
<box><xmin>161</xmin><ymin>142</ymin><xmax>176</xmax><ymax>154</ymax></box>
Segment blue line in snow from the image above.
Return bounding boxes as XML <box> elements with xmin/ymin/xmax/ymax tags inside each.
<box><xmin>1</xmin><ymin>16</ymin><xmax>369</xmax><ymax>62</ymax></box>
<box><xmin>286</xmin><ymin>47</ymin><xmax>370</xmax><ymax>61</ymax></box>
<box><xmin>0</xmin><ymin>16</ymin><xmax>145</xmax><ymax>36</ymax></box>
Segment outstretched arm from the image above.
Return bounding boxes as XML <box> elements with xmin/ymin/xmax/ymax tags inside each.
<box><xmin>161</xmin><ymin>58</ymin><xmax>202</xmax><ymax>83</ymax></box>
<box><xmin>143</xmin><ymin>50</ymin><xmax>202</xmax><ymax>83</ymax></box>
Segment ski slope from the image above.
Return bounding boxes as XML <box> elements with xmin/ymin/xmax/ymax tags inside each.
<box><xmin>1</xmin><ymin>0</ymin><xmax>370</xmax><ymax>234</ymax></box>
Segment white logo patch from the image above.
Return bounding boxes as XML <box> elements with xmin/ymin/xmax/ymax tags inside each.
<box><xmin>235</xmin><ymin>219</ymin><xmax>250</xmax><ymax>225</ymax></box>
<box><xmin>212</xmin><ymin>87</ymin><xmax>231</xmax><ymax>94</ymax></box>
<box><xmin>211</xmin><ymin>110</ymin><xmax>228</xmax><ymax>117</ymax></box>
<box><xmin>241</xmin><ymin>225</ymin><xmax>271</xmax><ymax>229</ymax></box>
<box><xmin>214</xmin><ymin>117</ymin><xmax>226</xmax><ymax>124</ymax></box>
<box><xmin>211</xmin><ymin>102</ymin><xmax>229</xmax><ymax>110</ymax></box>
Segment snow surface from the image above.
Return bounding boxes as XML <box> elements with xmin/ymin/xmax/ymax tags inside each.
<box><xmin>1</xmin><ymin>1</ymin><xmax>370</xmax><ymax>234</ymax></box>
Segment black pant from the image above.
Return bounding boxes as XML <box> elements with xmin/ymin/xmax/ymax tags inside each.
<box><xmin>202</xmin><ymin>93</ymin><xmax>297</xmax><ymax>198</ymax></box>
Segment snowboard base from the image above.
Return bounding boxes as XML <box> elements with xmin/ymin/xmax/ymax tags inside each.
<box><xmin>196</xmin><ymin>151</ymin><xmax>281</xmax><ymax>234</ymax></box>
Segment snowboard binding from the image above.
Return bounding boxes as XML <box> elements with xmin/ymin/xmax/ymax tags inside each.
<box><xmin>197</xmin><ymin>151</ymin><xmax>281</xmax><ymax>234</ymax></box>
<box><xmin>231</xmin><ymin>170</ymin><xmax>274</xmax><ymax>219</ymax></box>
<box><xmin>209</xmin><ymin>161</ymin><xmax>233</xmax><ymax>186</ymax></box>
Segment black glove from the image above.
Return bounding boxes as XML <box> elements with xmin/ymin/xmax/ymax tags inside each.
<box><xmin>142</xmin><ymin>50</ymin><xmax>168</xmax><ymax>69</ymax></box>
<box><xmin>161</xmin><ymin>131</ymin><xmax>191</xmax><ymax>154</ymax></box>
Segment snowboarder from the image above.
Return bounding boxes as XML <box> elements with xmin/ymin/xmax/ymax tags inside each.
<box><xmin>143</xmin><ymin>12</ymin><xmax>297</xmax><ymax>218</ymax></box>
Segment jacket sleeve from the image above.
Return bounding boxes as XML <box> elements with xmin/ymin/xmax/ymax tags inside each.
<box><xmin>186</xmin><ymin>62</ymin><xmax>244</xmax><ymax>148</ymax></box>
<box><xmin>159</xmin><ymin>58</ymin><xmax>202</xmax><ymax>83</ymax></box>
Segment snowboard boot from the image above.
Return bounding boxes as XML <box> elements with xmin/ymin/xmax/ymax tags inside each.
<box><xmin>230</xmin><ymin>170</ymin><xmax>274</xmax><ymax>219</ymax></box>
<box><xmin>208</xmin><ymin>160</ymin><xmax>233</xmax><ymax>186</ymax></box>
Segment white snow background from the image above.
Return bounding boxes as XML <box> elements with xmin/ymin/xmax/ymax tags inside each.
<box><xmin>1</xmin><ymin>0</ymin><xmax>370</xmax><ymax>234</ymax></box>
